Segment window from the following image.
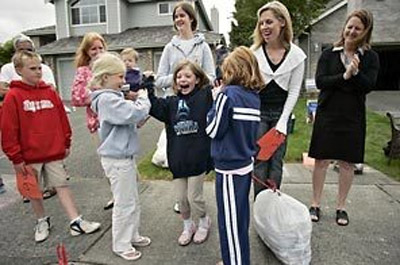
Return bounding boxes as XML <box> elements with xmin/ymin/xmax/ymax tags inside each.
<box><xmin>158</xmin><ymin>2</ymin><xmax>172</xmax><ymax>15</ymax></box>
<box><xmin>71</xmin><ymin>0</ymin><xmax>106</xmax><ymax>25</ymax></box>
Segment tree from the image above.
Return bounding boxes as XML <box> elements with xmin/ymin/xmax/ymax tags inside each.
<box><xmin>229</xmin><ymin>0</ymin><xmax>330</xmax><ymax>48</ymax></box>
<box><xmin>0</xmin><ymin>40</ymin><xmax>14</xmax><ymax>67</ymax></box>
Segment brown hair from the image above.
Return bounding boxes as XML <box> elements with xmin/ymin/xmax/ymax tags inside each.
<box><xmin>334</xmin><ymin>9</ymin><xmax>374</xmax><ymax>50</ymax></box>
<box><xmin>172</xmin><ymin>2</ymin><xmax>198</xmax><ymax>32</ymax></box>
<box><xmin>120</xmin><ymin>48</ymin><xmax>139</xmax><ymax>62</ymax></box>
<box><xmin>75</xmin><ymin>32</ymin><xmax>107</xmax><ymax>67</ymax></box>
<box><xmin>221</xmin><ymin>46</ymin><xmax>264</xmax><ymax>91</ymax></box>
<box><xmin>13</xmin><ymin>50</ymin><xmax>41</xmax><ymax>69</ymax></box>
<box><xmin>172</xmin><ymin>60</ymin><xmax>209</xmax><ymax>93</ymax></box>
<box><xmin>251</xmin><ymin>1</ymin><xmax>293</xmax><ymax>50</ymax></box>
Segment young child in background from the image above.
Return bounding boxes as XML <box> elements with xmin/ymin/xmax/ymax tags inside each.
<box><xmin>206</xmin><ymin>46</ymin><xmax>264</xmax><ymax>265</ymax></box>
<box><xmin>120</xmin><ymin>48</ymin><xmax>151</xmax><ymax>128</ymax></box>
<box><xmin>120</xmin><ymin>48</ymin><xmax>142</xmax><ymax>92</ymax></box>
<box><xmin>148</xmin><ymin>60</ymin><xmax>213</xmax><ymax>246</ymax></box>
<box><xmin>89</xmin><ymin>53</ymin><xmax>151</xmax><ymax>261</ymax></box>
<box><xmin>1</xmin><ymin>51</ymin><xmax>101</xmax><ymax>243</ymax></box>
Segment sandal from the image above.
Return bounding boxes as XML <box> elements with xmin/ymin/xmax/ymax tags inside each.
<box><xmin>43</xmin><ymin>188</ymin><xmax>57</xmax><ymax>200</ymax></box>
<box><xmin>336</xmin><ymin>210</ymin><xmax>349</xmax><ymax>226</ymax></box>
<box><xmin>132</xmin><ymin>235</ymin><xmax>151</xmax><ymax>247</ymax></box>
<box><xmin>309</xmin><ymin>206</ymin><xmax>321</xmax><ymax>222</ymax></box>
<box><xmin>114</xmin><ymin>248</ymin><xmax>142</xmax><ymax>261</ymax></box>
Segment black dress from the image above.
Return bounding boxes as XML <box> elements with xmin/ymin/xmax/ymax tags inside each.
<box><xmin>308</xmin><ymin>47</ymin><xmax>379</xmax><ymax>163</ymax></box>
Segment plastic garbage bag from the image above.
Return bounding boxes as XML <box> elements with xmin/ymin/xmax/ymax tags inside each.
<box><xmin>151</xmin><ymin>128</ymin><xmax>169</xmax><ymax>168</ymax></box>
<box><xmin>253</xmin><ymin>189</ymin><xmax>312</xmax><ymax>265</ymax></box>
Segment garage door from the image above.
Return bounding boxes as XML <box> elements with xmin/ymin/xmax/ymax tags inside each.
<box><xmin>57</xmin><ymin>58</ymin><xmax>75</xmax><ymax>101</ymax></box>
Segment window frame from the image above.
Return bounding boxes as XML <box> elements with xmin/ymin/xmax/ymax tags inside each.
<box><xmin>70</xmin><ymin>0</ymin><xmax>107</xmax><ymax>26</ymax></box>
<box><xmin>158</xmin><ymin>2</ymin><xmax>172</xmax><ymax>16</ymax></box>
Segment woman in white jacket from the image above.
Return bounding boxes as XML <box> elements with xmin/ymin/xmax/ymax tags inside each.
<box><xmin>251</xmin><ymin>1</ymin><xmax>306</xmax><ymax>198</ymax></box>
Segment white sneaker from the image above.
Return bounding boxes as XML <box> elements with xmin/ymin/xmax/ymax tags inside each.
<box><xmin>35</xmin><ymin>216</ymin><xmax>51</xmax><ymax>243</ymax></box>
<box><xmin>63</xmin><ymin>105</ymin><xmax>71</xmax><ymax>113</ymax></box>
<box><xmin>70</xmin><ymin>216</ymin><xmax>101</xmax><ymax>236</ymax></box>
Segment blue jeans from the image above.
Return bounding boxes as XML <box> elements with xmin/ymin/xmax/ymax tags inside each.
<box><xmin>253</xmin><ymin>111</ymin><xmax>289</xmax><ymax>198</ymax></box>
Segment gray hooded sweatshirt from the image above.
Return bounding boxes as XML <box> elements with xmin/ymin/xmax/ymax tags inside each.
<box><xmin>155</xmin><ymin>33</ymin><xmax>215</xmax><ymax>90</ymax></box>
<box><xmin>90</xmin><ymin>89</ymin><xmax>151</xmax><ymax>159</ymax></box>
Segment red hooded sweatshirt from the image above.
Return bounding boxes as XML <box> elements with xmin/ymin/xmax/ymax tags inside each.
<box><xmin>1</xmin><ymin>80</ymin><xmax>71</xmax><ymax>165</ymax></box>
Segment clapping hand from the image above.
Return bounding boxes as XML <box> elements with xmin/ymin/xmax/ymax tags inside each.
<box><xmin>344</xmin><ymin>54</ymin><xmax>360</xmax><ymax>80</ymax></box>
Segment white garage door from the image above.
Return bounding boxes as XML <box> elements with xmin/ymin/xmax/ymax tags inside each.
<box><xmin>57</xmin><ymin>58</ymin><xmax>75</xmax><ymax>101</ymax></box>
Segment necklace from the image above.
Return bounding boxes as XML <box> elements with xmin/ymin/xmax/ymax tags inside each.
<box><xmin>266</xmin><ymin>47</ymin><xmax>286</xmax><ymax>64</ymax></box>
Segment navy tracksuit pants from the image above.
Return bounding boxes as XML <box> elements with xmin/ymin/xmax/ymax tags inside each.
<box><xmin>216</xmin><ymin>171</ymin><xmax>251</xmax><ymax>265</ymax></box>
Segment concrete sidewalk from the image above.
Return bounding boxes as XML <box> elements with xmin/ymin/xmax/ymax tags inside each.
<box><xmin>1</xmin><ymin>163</ymin><xmax>399</xmax><ymax>265</ymax></box>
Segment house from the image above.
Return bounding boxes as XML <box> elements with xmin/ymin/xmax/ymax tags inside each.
<box><xmin>34</xmin><ymin>0</ymin><xmax>223</xmax><ymax>101</ymax></box>
<box><xmin>298</xmin><ymin>0</ymin><xmax>400</xmax><ymax>91</ymax></box>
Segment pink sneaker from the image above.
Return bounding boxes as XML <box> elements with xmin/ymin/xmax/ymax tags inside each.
<box><xmin>178</xmin><ymin>222</ymin><xmax>196</xmax><ymax>246</ymax></box>
<box><xmin>193</xmin><ymin>216</ymin><xmax>211</xmax><ymax>244</ymax></box>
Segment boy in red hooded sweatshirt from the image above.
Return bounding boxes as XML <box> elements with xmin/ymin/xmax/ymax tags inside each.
<box><xmin>1</xmin><ymin>50</ymin><xmax>101</xmax><ymax>243</ymax></box>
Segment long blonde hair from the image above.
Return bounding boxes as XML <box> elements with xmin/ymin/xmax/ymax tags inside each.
<box><xmin>334</xmin><ymin>9</ymin><xmax>374</xmax><ymax>50</ymax></box>
<box><xmin>221</xmin><ymin>46</ymin><xmax>264</xmax><ymax>91</ymax></box>
<box><xmin>251</xmin><ymin>1</ymin><xmax>293</xmax><ymax>50</ymax></box>
<box><xmin>75</xmin><ymin>32</ymin><xmax>107</xmax><ymax>67</ymax></box>
<box><xmin>88</xmin><ymin>52</ymin><xmax>126</xmax><ymax>90</ymax></box>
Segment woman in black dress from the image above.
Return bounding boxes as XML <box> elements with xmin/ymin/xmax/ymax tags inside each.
<box><xmin>308</xmin><ymin>9</ymin><xmax>379</xmax><ymax>226</ymax></box>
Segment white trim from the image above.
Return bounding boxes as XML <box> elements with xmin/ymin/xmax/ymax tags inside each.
<box><xmin>117</xmin><ymin>0</ymin><xmax>121</xmax><ymax>33</ymax></box>
<box><xmin>310</xmin><ymin>0</ymin><xmax>347</xmax><ymax>26</ymax></box>
<box><xmin>233</xmin><ymin>107</ymin><xmax>260</xmax><ymax>115</ymax></box>
<box><xmin>71</xmin><ymin>22</ymin><xmax>107</xmax><ymax>28</ymax></box>
<box><xmin>223</xmin><ymin>174</ymin><xmax>236</xmax><ymax>265</ymax></box>
<box><xmin>65</xmin><ymin>0</ymin><xmax>70</xmax><ymax>37</ymax></box>
<box><xmin>106</xmin><ymin>0</ymin><xmax>109</xmax><ymax>33</ymax></box>
<box><xmin>215</xmin><ymin>163</ymin><xmax>253</xmax><ymax>176</ymax></box>
<box><xmin>206</xmin><ymin>93</ymin><xmax>227</xmax><ymax>138</ymax></box>
<box><xmin>228</xmin><ymin>174</ymin><xmax>242</xmax><ymax>265</ymax></box>
<box><xmin>232</xmin><ymin>114</ymin><xmax>260</xmax><ymax>122</ymax></box>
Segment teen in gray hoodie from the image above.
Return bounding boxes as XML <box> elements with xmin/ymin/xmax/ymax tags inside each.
<box><xmin>155</xmin><ymin>2</ymin><xmax>215</xmax><ymax>94</ymax></box>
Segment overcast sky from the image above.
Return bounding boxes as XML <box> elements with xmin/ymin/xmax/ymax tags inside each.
<box><xmin>0</xmin><ymin>0</ymin><xmax>235</xmax><ymax>43</ymax></box>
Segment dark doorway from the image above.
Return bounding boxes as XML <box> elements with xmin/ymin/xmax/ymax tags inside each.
<box><xmin>374</xmin><ymin>46</ymin><xmax>400</xmax><ymax>91</ymax></box>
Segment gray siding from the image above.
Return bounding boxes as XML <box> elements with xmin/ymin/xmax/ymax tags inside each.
<box><xmin>362</xmin><ymin>0</ymin><xmax>400</xmax><ymax>44</ymax></box>
<box><xmin>120</xmin><ymin>0</ymin><xmax>129</xmax><ymax>32</ymax></box>
<box><xmin>299</xmin><ymin>5</ymin><xmax>347</xmax><ymax>78</ymax></box>
<box><xmin>107</xmin><ymin>0</ymin><xmax>120</xmax><ymax>34</ymax></box>
<box><xmin>70</xmin><ymin>25</ymin><xmax>108</xmax><ymax>36</ymax></box>
<box><xmin>54</xmin><ymin>0</ymin><xmax>69</xmax><ymax>39</ymax></box>
<box><xmin>127</xmin><ymin>2</ymin><xmax>173</xmax><ymax>28</ymax></box>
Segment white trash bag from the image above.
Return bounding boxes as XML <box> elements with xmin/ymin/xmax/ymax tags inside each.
<box><xmin>253</xmin><ymin>189</ymin><xmax>312</xmax><ymax>265</ymax></box>
<box><xmin>151</xmin><ymin>128</ymin><xmax>169</xmax><ymax>168</ymax></box>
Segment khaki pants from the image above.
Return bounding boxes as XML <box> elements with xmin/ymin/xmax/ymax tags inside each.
<box><xmin>174</xmin><ymin>173</ymin><xmax>206</xmax><ymax>219</ymax></box>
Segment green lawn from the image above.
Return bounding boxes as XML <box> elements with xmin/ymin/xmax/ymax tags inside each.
<box><xmin>138</xmin><ymin>97</ymin><xmax>400</xmax><ymax>181</ymax></box>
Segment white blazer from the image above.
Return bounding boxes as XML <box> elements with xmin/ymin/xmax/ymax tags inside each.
<box><xmin>253</xmin><ymin>43</ymin><xmax>306</xmax><ymax>134</ymax></box>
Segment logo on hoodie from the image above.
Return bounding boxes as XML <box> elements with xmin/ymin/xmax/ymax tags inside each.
<box><xmin>23</xmin><ymin>100</ymin><xmax>54</xmax><ymax>112</ymax></box>
<box><xmin>174</xmin><ymin>99</ymin><xmax>198</xmax><ymax>136</ymax></box>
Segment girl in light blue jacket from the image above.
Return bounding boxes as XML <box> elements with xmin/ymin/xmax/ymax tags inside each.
<box><xmin>90</xmin><ymin>53</ymin><xmax>151</xmax><ymax>261</ymax></box>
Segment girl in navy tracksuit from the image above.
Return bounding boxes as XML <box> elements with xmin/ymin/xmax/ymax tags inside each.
<box><xmin>206</xmin><ymin>46</ymin><xmax>264</xmax><ymax>265</ymax></box>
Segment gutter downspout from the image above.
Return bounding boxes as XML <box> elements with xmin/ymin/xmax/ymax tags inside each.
<box><xmin>303</xmin><ymin>31</ymin><xmax>312</xmax><ymax>78</ymax></box>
